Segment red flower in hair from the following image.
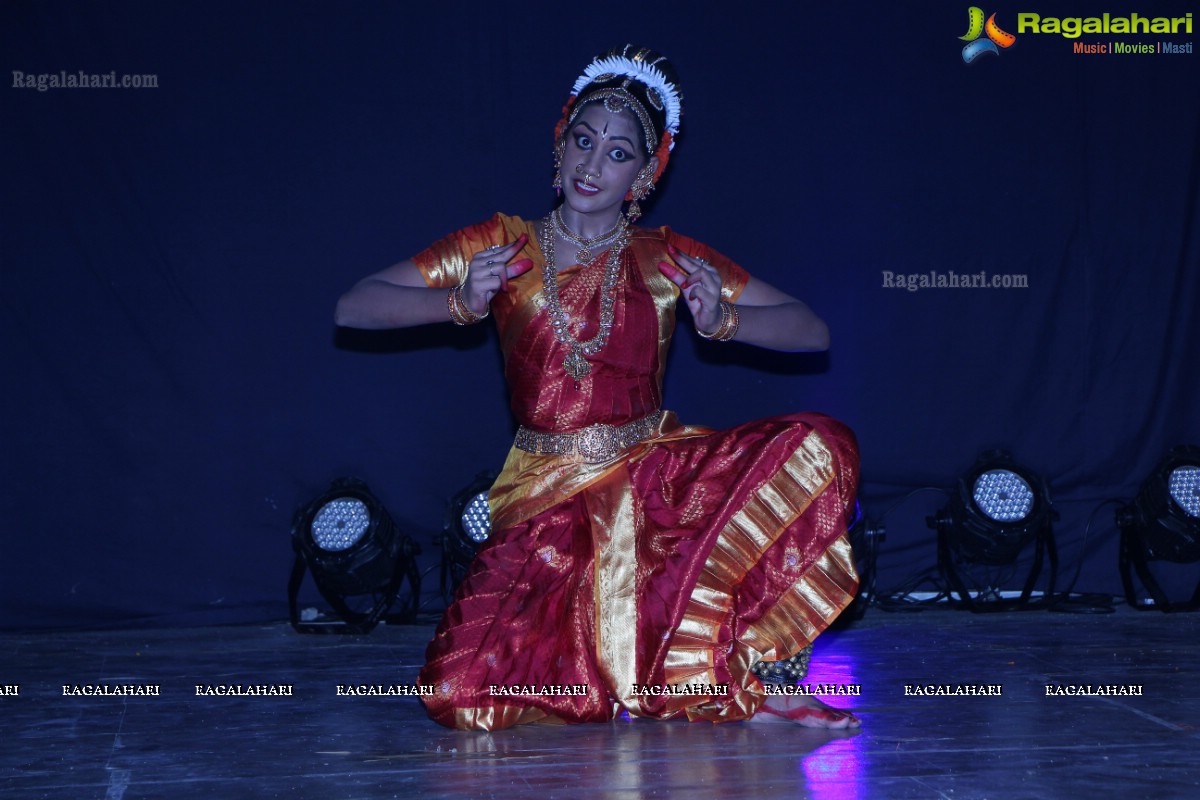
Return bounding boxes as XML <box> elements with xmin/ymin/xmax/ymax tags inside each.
<box><xmin>652</xmin><ymin>132</ymin><xmax>673</xmax><ymax>182</ymax></box>
<box><xmin>553</xmin><ymin>97</ymin><xmax>577</xmax><ymax>145</ymax></box>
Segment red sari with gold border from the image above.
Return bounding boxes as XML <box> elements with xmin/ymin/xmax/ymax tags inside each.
<box><xmin>414</xmin><ymin>213</ymin><xmax>859</xmax><ymax>730</ymax></box>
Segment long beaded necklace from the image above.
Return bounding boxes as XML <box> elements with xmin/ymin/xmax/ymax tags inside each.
<box><xmin>539</xmin><ymin>210</ymin><xmax>630</xmax><ymax>382</ymax></box>
<box><xmin>550</xmin><ymin>207</ymin><xmax>628</xmax><ymax>266</ymax></box>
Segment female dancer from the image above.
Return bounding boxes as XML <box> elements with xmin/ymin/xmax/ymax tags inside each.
<box><xmin>336</xmin><ymin>46</ymin><xmax>860</xmax><ymax>731</ymax></box>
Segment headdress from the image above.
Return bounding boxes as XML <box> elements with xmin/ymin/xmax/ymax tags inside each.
<box><xmin>555</xmin><ymin>45</ymin><xmax>683</xmax><ymax>182</ymax></box>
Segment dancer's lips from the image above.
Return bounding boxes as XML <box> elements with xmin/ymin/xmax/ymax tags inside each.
<box><xmin>573</xmin><ymin>180</ymin><xmax>600</xmax><ymax>196</ymax></box>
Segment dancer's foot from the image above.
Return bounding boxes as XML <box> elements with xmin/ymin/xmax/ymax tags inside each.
<box><xmin>749</xmin><ymin>694</ymin><xmax>861</xmax><ymax>729</ymax></box>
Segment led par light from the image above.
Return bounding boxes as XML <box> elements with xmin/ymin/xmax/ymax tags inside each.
<box><xmin>289</xmin><ymin>477</ymin><xmax>420</xmax><ymax>633</ymax></box>
<box><xmin>1118</xmin><ymin>445</ymin><xmax>1200</xmax><ymax>611</ymax></box>
<box><xmin>439</xmin><ymin>470</ymin><xmax>497</xmax><ymax>604</ymax></box>
<box><xmin>928</xmin><ymin>450</ymin><xmax>1057</xmax><ymax>611</ymax></box>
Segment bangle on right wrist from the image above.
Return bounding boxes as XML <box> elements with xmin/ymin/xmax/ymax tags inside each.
<box><xmin>447</xmin><ymin>284</ymin><xmax>488</xmax><ymax>325</ymax></box>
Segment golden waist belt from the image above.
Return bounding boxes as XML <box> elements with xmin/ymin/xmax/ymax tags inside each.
<box><xmin>514</xmin><ymin>411</ymin><xmax>665</xmax><ymax>464</ymax></box>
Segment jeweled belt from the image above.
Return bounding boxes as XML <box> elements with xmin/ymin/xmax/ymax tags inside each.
<box><xmin>514</xmin><ymin>411</ymin><xmax>665</xmax><ymax>464</ymax></box>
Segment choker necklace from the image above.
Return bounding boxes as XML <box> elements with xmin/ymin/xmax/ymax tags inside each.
<box><xmin>539</xmin><ymin>211</ymin><xmax>630</xmax><ymax>382</ymax></box>
<box><xmin>550</xmin><ymin>208</ymin><xmax>628</xmax><ymax>266</ymax></box>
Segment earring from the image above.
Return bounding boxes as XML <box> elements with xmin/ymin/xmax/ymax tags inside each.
<box><xmin>551</xmin><ymin>139</ymin><xmax>565</xmax><ymax>193</ymax></box>
<box><xmin>626</xmin><ymin>165</ymin><xmax>655</xmax><ymax>222</ymax></box>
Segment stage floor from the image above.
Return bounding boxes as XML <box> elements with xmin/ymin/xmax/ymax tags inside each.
<box><xmin>3</xmin><ymin>605</ymin><xmax>1198</xmax><ymax>799</ymax></box>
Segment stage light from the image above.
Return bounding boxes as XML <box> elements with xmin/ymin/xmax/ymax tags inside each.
<box><xmin>459</xmin><ymin>489</ymin><xmax>492</xmax><ymax>545</ymax></box>
<box><xmin>928</xmin><ymin>450</ymin><xmax>1057</xmax><ymax>611</ymax></box>
<box><xmin>439</xmin><ymin>470</ymin><xmax>497</xmax><ymax>603</ymax></box>
<box><xmin>1117</xmin><ymin>445</ymin><xmax>1200</xmax><ymax>611</ymax></box>
<box><xmin>835</xmin><ymin>501</ymin><xmax>885</xmax><ymax>624</ymax></box>
<box><xmin>288</xmin><ymin>477</ymin><xmax>421</xmax><ymax>634</ymax></box>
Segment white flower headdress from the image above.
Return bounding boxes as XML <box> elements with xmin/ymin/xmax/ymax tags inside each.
<box><xmin>569</xmin><ymin>46</ymin><xmax>683</xmax><ymax>150</ymax></box>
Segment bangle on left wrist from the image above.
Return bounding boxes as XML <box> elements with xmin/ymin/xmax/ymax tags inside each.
<box><xmin>697</xmin><ymin>301</ymin><xmax>738</xmax><ymax>341</ymax></box>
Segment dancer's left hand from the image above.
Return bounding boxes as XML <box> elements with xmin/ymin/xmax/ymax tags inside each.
<box><xmin>658</xmin><ymin>244</ymin><xmax>723</xmax><ymax>335</ymax></box>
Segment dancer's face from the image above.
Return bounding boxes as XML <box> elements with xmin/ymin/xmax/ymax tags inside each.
<box><xmin>559</xmin><ymin>104</ymin><xmax>656</xmax><ymax>218</ymax></box>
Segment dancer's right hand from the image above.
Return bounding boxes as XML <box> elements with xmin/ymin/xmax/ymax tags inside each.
<box><xmin>463</xmin><ymin>234</ymin><xmax>533</xmax><ymax>315</ymax></box>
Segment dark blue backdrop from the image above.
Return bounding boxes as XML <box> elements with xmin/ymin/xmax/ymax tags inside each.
<box><xmin>3</xmin><ymin>1</ymin><xmax>1198</xmax><ymax>629</ymax></box>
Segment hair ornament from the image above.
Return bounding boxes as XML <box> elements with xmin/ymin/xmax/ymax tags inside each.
<box><xmin>569</xmin><ymin>47</ymin><xmax>682</xmax><ymax>149</ymax></box>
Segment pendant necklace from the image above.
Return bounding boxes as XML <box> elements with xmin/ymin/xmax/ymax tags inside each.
<box><xmin>550</xmin><ymin>207</ymin><xmax>628</xmax><ymax>266</ymax></box>
<box><xmin>539</xmin><ymin>210</ymin><xmax>630</xmax><ymax>382</ymax></box>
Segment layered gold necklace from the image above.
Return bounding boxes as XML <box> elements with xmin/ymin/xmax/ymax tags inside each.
<box><xmin>539</xmin><ymin>210</ymin><xmax>631</xmax><ymax>382</ymax></box>
<box><xmin>550</xmin><ymin>207</ymin><xmax>628</xmax><ymax>265</ymax></box>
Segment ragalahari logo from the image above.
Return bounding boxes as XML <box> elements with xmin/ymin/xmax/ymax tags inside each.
<box><xmin>960</xmin><ymin>7</ymin><xmax>1017</xmax><ymax>62</ymax></box>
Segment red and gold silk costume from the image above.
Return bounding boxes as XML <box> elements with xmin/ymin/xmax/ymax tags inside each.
<box><xmin>414</xmin><ymin>213</ymin><xmax>859</xmax><ymax>730</ymax></box>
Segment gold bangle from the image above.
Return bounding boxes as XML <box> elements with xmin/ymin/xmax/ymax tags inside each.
<box><xmin>447</xmin><ymin>286</ymin><xmax>470</xmax><ymax>325</ymax></box>
<box><xmin>722</xmin><ymin>302</ymin><xmax>740</xmax><ymax>341</ymax></box>
<box><xmin>696</xmin><ymin>301</ymin><xmax>727</xmax><ymax>339</ymax></box>
<box><xmin>697</xmin><ymin>301</ymin><xmax>738</xmax><ymax>341</ymax></box>
<box><xmin>448</xmin><ymin>284</ymin><xmax>488</xmax><ymax>326</ymax></box>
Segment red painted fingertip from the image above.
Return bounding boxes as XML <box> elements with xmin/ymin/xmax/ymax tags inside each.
<box><xmin>503</xmin><ymin>258</ymin><xmax>534</xmax><ymax>290</ymax></box>
<box><xmin>657</xmin><ymin>261</ymin><xmax>684</xmax><ymax>283</ymax></box>
<box><xmin>515</xmin><ymin>233</ymin><xmax>529</xmax><ymax>249</ymax></box>
<box><xmin>667</xmin><ymin>243</ymin><xmax>679</xmax><ymax>256</ymax></box>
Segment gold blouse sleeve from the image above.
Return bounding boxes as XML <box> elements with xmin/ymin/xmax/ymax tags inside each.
<box><xmin>660</xmin><ymin>228</ymin><xmax>751</xmax><ymax>303</ymax></box>
<box><xmin>412</xmin><ymin>214</ymin><xmax>517</xmax><ymax>289</ymax></box>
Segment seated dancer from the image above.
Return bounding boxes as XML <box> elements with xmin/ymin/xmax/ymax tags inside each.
<box><xmin>335</xmin><ymin>45</ymin><xmax>860</xmax><ymax>730</ymax></box>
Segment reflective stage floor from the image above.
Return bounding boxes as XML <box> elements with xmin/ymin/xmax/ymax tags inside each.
<box><xmin>3</xmin><ymin>605</ymin><xmax>1198</xmax><ymax>799</ymax></box>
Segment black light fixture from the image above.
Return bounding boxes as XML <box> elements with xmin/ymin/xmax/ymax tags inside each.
<box><xmin>836</xmin><ymin>500</ymin><xmax>885</xmax><ymax>624</ymax></box>
<box><xmin>928</xmin><ymin>450</ymin><xmax>1058</xmax><ymax>611</ymax></box>
<box><xmin>438</xmin><ymin>470</ymin><xmax>497</xmax><ymax>604</ymax></box>
<box><xmin>288</xmin><ymin>477</ymin><xmax>421</xmax><ymax>634</ymax></box>
<box><xmin>1117</xmin><ymin>445</ymin><xmax>1200</xmax><ymax>611</ymax></box>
